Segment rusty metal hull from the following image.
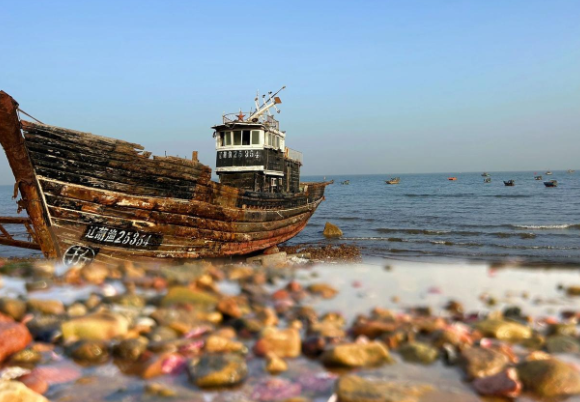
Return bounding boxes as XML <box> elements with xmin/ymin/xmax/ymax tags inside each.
<box><xmin>0</xmin><ymin>91</ymin><xmax>330</xmax><ymax>265</ymax></box>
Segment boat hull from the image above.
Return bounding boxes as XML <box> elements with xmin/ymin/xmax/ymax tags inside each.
<box><xmin>0</xmin><ymin>91</ymin><xmax>329</xmax><ymax>265</ymax></box>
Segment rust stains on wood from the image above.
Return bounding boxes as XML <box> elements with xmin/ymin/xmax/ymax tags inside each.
<box><xmin>0</xmin><ymin>92</ymin><xmax>58</xmax><ymax>258</ymax></box>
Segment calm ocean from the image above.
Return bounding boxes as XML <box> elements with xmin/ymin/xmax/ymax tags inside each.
<box><xmin>290</xmin><ymin>171</ymin><xmax>580</xmax><ymax>265</ymax></box>
<box><xmin>1</xmin><ymin>170</ymin><xmax>579</xmax><ymax>264</ymax></box>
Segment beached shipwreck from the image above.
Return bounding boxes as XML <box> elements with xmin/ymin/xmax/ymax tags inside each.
<box><xmin>0</xmin><ymin>89</ymin><xmax>330</xmax><ymax>266</ymax></box>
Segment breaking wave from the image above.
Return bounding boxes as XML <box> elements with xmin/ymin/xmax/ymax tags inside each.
<box><xmin>512</xmin><ymin>224</ymin><xmax>580</xmax><ymax>230</ymax></box>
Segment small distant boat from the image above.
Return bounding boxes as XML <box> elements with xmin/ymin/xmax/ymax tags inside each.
<box><xmin>386</xmin><ymin>177</ymin><xmax>400</xmax><ymax>185</ymax></box>
<box><xmin>568</xmin><ymin>169</ymin><xmax>575</xmax><ymax>174</ymax></box>
<box><xmin>481</xmin><ymin>172</ymin><xmax>490</xmax><ymax>177</ymax></box>
<box><xmin>503</xmin><ymin>180</ymin><xmax>515</xmax><ymax>186</ymax></box>
<box><xmin>534</xmin><ymin>175</ymin><xmax>543</xmax><ymax>180</ymax></box>
<box><xmin>484</xmin><ymin>177</ymin><xmax>491</xmax><ymax>183</ymax></box>
<box><xmin>341</xmin><ymin>180</ymin><xmax>350</xmax><ymax>185</ymax></box>
<box><xmin>448</xmin><ymin>177</ymin><xmax>457</xmax><ymax>181</ymax></box>
<box><xmin>545</xmin><ymin>171</ymin><xmax>553</xmax><ymax>175</ymax></box>
<box><xmin>544</xmin><ymin>180</ymin><xmax>558</xmax><ymax>187</ymax></box>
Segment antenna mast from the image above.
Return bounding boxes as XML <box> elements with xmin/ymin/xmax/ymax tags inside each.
<box><xmin>247</xmin><ymin>86</ymin><xmax>286</xmax><ymax>122</ymax></box>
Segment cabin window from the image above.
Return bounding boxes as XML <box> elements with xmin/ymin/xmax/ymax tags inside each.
<box><xmin>276</xmin><ymin>136</ymin><xmax>280</xmax><ymax>149</ymax></box>
<box><xmin>224</xmin><ymin>131</ymin><xmax>232</xmax><ymax>146</ymax></box>
<box><xmin>233</xmin><ymin>131</ymin><xmax>242</xmax><ymax>145</ymax></box>
<box><xmin>242</xmin><ymin>130</ymin><xmax>251</xmax><ymax>145</ymax></box>
<box><xmin>268</xmin><ymin>133</ymin><xmax>273</xmax><ymax>146</ymax></box>
<box><xmin>251</xmin><ymin>131</ymin><xmax>260</xmax><ymax>145</ymax></box>
<box><xmin>219</xmin><ymin>132</ymin><xmax>225</xmax><ymax>147</ymax></box>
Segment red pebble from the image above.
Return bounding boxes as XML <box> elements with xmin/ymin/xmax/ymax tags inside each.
<box><xmin>33</xmin><ymin>365</ymin><xmax>82</xmax><ymax>385</ymax></box>
<box><xmin>473</xmin><ymin>368</ymin><xmax>522</xmax><ymax>398</ymax></box>
<box><xmin>352</xmin><ymin>280</ymin><xmax>362</xmax><ymax>288</ymax></box>
<box><xmin>0</xmin><ymin>321</ymin><xmax>32</xmax><ymax>362</ymax></box>
<box><xmin>272</xmin><ymin>289</ymin><xmax>290</xmax><ymax>300</ymax></box>
<box><xmin>286</xmin><ymin>281</ymin><xmax>302</xmax><ymax>293</ymax></box>
<box><xmin>19</xmin><ymin>371</ymin><xmax>49</xmax><ymax>394</ymax></box>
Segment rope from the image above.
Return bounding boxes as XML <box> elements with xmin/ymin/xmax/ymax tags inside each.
<box><xmin>17</xmin><ymin>108</ymin><xmax>45</xmax><ymax>124</ymax></box>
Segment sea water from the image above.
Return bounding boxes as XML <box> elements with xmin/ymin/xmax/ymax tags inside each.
<box><xmin>1</xmin><ymin>170</ymin><xmax>579</xmax><ymax>264</ymax></box>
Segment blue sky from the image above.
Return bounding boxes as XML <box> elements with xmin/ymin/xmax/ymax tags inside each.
<box><xmin>1</xmin><ymin>0</ymin><xmax>579</xmax><ymax>184</ymax></box>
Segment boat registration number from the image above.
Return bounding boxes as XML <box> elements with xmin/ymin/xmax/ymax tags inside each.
<box><xmin>82</xmin><ymin>225</ymin><xmax>163</xmax><ymax>249</ymax></box>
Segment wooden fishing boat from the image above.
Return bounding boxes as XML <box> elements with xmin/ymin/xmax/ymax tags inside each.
<box><xmin>503</xmin><ymin>180</ymin><xmax>515</xmax><ymax>186</ymax></box>
<box><xmin>0</xmin><ymin>89</ymin><xmax>331</xmax><ymax>266</ymax></box>
<box><xmin>448</xmin><ymin>177</ymin><xmax>457</xmax><ymax>181</ymax></box>
<box><xmin>340</xmin><ymin>180</ymin><xmax>350</xmax><ymax>185</ymax></box>
<box><xmin>544</xmin><ymin>180</ymin><xmax>558</xmax><ymax>187</ymax></box>
<box><xmin>545</xmin><ymin>171</ymin><xmax>553</xmax><ymax>175</ymax></box>
<box><xmin>534</xmin><ymin>175</ymin><xmax>543</xmax><ymax>180</ymax></box>
<box><xmin>483</xmin><ymin>177</ymin><xmax>491</xmax><ymax>183</ymax></box>
<box><xmin>481</xmin><ymin>172</ymin><xmax>490</xmax><ymax>177</ymax></box>
<box><xmin>385</xmin><ymin>177</ymin><xmax>400</xmax><ymax>185</ymax></box>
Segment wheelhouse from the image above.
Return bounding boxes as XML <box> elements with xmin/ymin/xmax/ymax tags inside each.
<box><xmin>213</xmin><ymin>87</ymin><xmax>302</xmax><ymax>193</ymax></box>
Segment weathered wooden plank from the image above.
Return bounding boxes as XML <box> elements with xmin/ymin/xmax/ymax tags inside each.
<box><xmin>48</xmin><ymin>206</ymin><xmax>312</xmax><ymax>243</ymax></box>
<box><xmin>25</xmin><ymin>133</ymin><xmax>212</xmax><ymax>181</ymax></box>
<box><xmin>29</xmin><ymin>150</ymin><xmax>198</xmax><ymax>197</ymax></box>
<box><xmin>35</xmin><ymin>167</ymin><xmax>195</xmax><ymax>199</ymax></box>
<box><xmin>44</xmin><ymin>193</ymin><xmax>314</xmax><ymax>234</ymax></box>
<box><xmin>0</xmin><ymin>92</ymin><xmax>59</xmax><ymax>257</ymax></box>
<box><xmin>40</xmin><ymin>178</ymin><xmax>322</xmax><ymax>223</ymax></box>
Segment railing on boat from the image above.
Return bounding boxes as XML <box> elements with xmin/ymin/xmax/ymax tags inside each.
<box><xmin>222</xmin><ymin>113</ymin><xmax>280</xmax><ymax>131</ymax></box>
<box><xmin>285</xmin><ymin>147</ymin><xmax>303</xmax><ymax>164</ymax></box>
<box><xmin>0</xmin><ymin>216</ymin><xmax>40</xmax><ymax>250</ymax></box>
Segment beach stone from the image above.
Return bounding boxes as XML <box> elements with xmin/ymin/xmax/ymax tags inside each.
<box><xmin>398</xmin><ymin>342</ymin><xmax>439</xmax><ymax>364</ymax></box>
<box><xmin>445</xmin><ymin>300</ymin><xmax>464</xmax><ymax>315</ymax></box>
<box><xmin>517</xmin><ymin>358</ymin><xmax>580</xmax><ymax>398</ymax></box>
<box><xmin>108</xmin><ymin>294</ymin><xmax>145</xmax><ymax>309</ymax></box>
<box><xmin>19</xmin><ymin>370</ymin><xmax>49</xmax><ymax>395</ymax></box>
<box><xmin>0</xmin><ymin>298</ymin><xmax>26</xmax><ymax>321</ymax></box>
<box><xmin>472</xmin><ymin>368</ymin><xmax>522</xmax><ymax>398</ymax></box>
<box><xmin>247</xmin><ymin>252</ymin><xmax>288</xmax><ymax>267</ymax></box>
<box><xmin>0</xmin><ymin>380</ymin><xmax>48</xmax><ymax>402</ymax></box>
<box><xmin>322</xmin><ymin>341</ymin><xmax>393</xmax><ymax>368</ymax></box>
<box><xmin>323</xmin><ymin>222</ymin><xmax>343</xmax><ymax>238</ymax></box>
<box><xmin>27</xmin><ymin>299</ymin><xmax>65</xmax><ymax>316</ymax></box>
<box><xmin>81</xmin><ymin>264</ymin><xmax>109</xmax><ymax>284</ymax></box>
<box><xmin>188</xmin><ymin>353</ymin><xmax>248</xmax><ymax>388</ymax></box>
<box><xmin>9</xmin><ymin>349</ymin><xmax>42</xmax><ymax>366</ymax></box>
<box><xmin>113</xmin><ymin>337</ymin><xmax>148</xmax><ymax>361</ymax></box>
<box><xmin>566</xmin><ymin>286</ymin><xmax>580</xmax><ymax>296</ymax></box>
<box><xmin>144</xmin><ymin>382</ymin><xmax>177</xmax><ymax>398</ymax></box>
<box><xmin>25</xmin><ymin>279</ymin><xmax>52</xmax><ymax>293</ymax></box>
<box><xmin>460</xmin><ymin>347</ymin><xmax>508</xmax><ymax>379</ymax></box>
<box><xmin>148</xmin><ymin>326</ymin><xmax>179</xmax><ymax>343</ymax></box>
<box><xmin>61</xmin><ymin>312</ymin><xmax>129</xmax><ymax>341</ymax></box>
<box><xmin>475</xmin><ymin>318</ymin><xmax>532</xmax><ymax>341</ymax></box>
<box><xmin>254</xmin><ymin>328</ymin><xmax>301</xmax><ymax>358</ymax></box>
<box><xmin>67</xmin><ymin>340</ymin><xmax>109</xmax><ymax>364</ymax></box>
<box><xmin>352</xmin><ymin>319</ymin><xmax>397</xmax><ymax>339</ymax></box>
<box><xmin>160</xmin><ymin>286</ymin><xmax>218</xmax><ymax>309</ymax></box>
<box><xmin>309</xmin><ymin>320</ymin><xmax>346</xmax><ymax>339</ymax></box>
<box><xmin>547</xmin><ymin>322</ymin><xmax>577</xmax><ymax>337</ymax></box>
<box><xmin>0</xmin><ymin>321</ymin><xmax>32</xmax><ymax>362</ymax></box>
<box><xmin>205</xmin><ymin>335</ymin><xmax>247</xmax><ymax>354</ymax></box>
<box><xmin>67</xmin><ymin>303</ymin><xmax>88</xmax><ymax>317</ymax></box>
<box><xmin>306</xmin><ymin>283</ymin><xmax>338</xmax><ymax>299</ymax></box>
<box><xmin>546</xmin><ymin>335</ymin><xmax>580</xmax><ymax>353</ymax></box>
<box><xmin>335</xmin><ymin>375</ymin><xmax>433</xmax><ymax>402</ymax></box>
<box><xmin>265</xmin><ymin>353</ymin><xmax>288</xmax><ymax>374</ymax></box>
<box><xmin>432</xmin><ymin>329</ymin><xmax>464</xmax><ymax>348</ymax></box>
<box><xmin>25</xmin><ymin>315</ymin><xmax>62</xmax><ymax>342</ymax></box>
<box><xmin>217</xmin><ymin>296</ymin><xmax>250</xmax><ymax>319</ymax></box>
<box><xmin>263</xmin><ymin>246</ymin><xmax>280</xmax><ymax>255</ymax></box>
